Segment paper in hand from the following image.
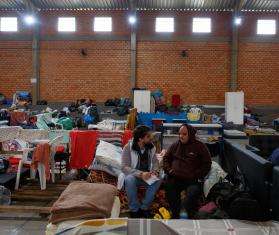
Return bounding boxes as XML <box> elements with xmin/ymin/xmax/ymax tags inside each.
<box><xmin>144</xmin><ymin>174</ymin><xmax>160</xmax><ymax>185</ymax></box>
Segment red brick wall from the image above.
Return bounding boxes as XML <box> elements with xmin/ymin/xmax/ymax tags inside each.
<box><xmin>0</xmin><ymin>41</ymin><xmax>32</xmax><ymax>98</ymax></box>
<box><xmin>136</xmin><ymin>41</ymin><xmax>230</xmax><ymax>104</ymax></box>
<box><xmin>0</xmin><ymin>10</ymin><xmax>278</xmax><ymax>105</ymax></box>
<box><xmin>0</xmin><ymin>11</ymin><xmax>32</xmax><ymax>98</ymax></box>
<box><xmin>238</xmin><ymin>42</ymin><xmax>279</xmax><ymax>105</ymax></box>
<box><xmin>40</xmin><ymin>40</ymin><xmax>131</xmax><ymax>102</ymax></box>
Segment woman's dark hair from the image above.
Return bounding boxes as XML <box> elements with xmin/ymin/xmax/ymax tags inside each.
<box><xmin>132</xmin><ymin>125</ymin><xmax>151</xmax><ymax>151</ymax></box>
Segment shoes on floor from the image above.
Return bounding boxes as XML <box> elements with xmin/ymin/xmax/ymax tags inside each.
<box><xmin>141</xmin><ymin>209</ymin><xmax>152</xmax><ymax>219</ymax></box>
<box><xmin>130</xmin><ymin>210</ymin><xmax>142</xmax><ymax>218</ymax></box>
<box><xmin>129</xmin><ymin>209</ymin><xmax>152</xmax><ymax>218</ymax></box>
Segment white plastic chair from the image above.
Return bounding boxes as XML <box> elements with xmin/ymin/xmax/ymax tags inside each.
<box><xmin>15</xmin><ymin>135</ymin><xmax>63</xmax><ymax>190</ymax></box>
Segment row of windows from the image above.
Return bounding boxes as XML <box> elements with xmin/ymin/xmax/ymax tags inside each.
<box><xmin>0</xmin><ymin>16</ymin><xmax>277</xmax><ymax>35</ymax></box>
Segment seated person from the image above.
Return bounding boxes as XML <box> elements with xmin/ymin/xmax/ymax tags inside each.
<box><xmin>121</xmin><ymin>125</ymin><xmax>161</xmax><ymax>218</ymax></box>
<box><xmin>163</xmin><ymin>124</ymin><xmax>212</xmax><ymax>218</ymax></box>
<box><xmin>268</xmin><ymin>147</ymin><xmax>279</xmax><ymax>166</ymax></box>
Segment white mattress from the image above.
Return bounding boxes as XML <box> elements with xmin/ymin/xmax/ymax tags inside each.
<box><xmin>46</xmin><ymin>217</ymin><xmax>279</xmax><ymax>235</ymax></box>
<box><xmin>161</xmin><ymin>219</ymin><xmax>279</xmax><ymax>235</ymax></box>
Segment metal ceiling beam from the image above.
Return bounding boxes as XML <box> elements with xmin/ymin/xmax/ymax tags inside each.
<box><xmin>129</xmin><ymin>0</ymin><xmax>137</xmax><ymax>96</ymax></box>
<box><xmin>237</xmin><ymin>0</ymin><xmax>246</xmax><ymax>10</ymax></box>
<box><xmin>23</xmin><ymin>0</ymin><xmax>40</xmax><ymax>104</ymax></box>
<box><xmin>22</xmin><ymin>0</ymin><xmax>38</xmax><ymax>11</ymax></box>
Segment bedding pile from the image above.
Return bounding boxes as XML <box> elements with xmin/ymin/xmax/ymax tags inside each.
<box><xmin>49</xmin><ymin>182</ymin><xmax>117</xmax><ymax>224</ymax></box>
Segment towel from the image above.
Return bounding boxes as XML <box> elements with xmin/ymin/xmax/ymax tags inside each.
<box><xmin>70</xmin><ymin>131</ymin><xmax>99</xmax><ymax>169</ymax></box>
<box><xmin>31</xmin><ymin>143</ymin><xmax>51</xmax><ymax>180</ymax></box>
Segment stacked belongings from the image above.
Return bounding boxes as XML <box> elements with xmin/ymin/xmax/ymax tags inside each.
<box><xmin>105</xmin><ymin>98</ymin><xmax>120</xmax><ymax>107</ymax></box>
<box><xmin>186</xmin><ymin>106</ymin><xmax>203</xmax><ymax>123</ymax></box>
<box><xmin>76</xmin><ymin>99</ymin><xmax>100</xmax><ymax>126</ymax></box>
<box><xmin>12</xmin><ymin>91</ymin><xmax>32</xmax><ymax>109</ymax></box>
<box><xmin>115</xmin><ymin>98</ymin><xmax>132</xmax><ymax>116</ymax></box>
<box><xmin>0</xmin><ymin>109</ymin><xmax>9</xmax><ymax>126</ymax></box>
<box><xmin>194</xmin><ymin>161</ymin><xmax>271</xmax><ymax>221</ymax></box>
<box><xmin>104</xmin><ymin>98</ymin><xmax>132</xmax><ymax>117</ymax></box>
<box><xmin>151</xmin><ymin>90</ymin><xmax>167</xmax><ymax>112</ymax></box>
<box><xmin>0</xmin><ymin>94</ymin><xmax>5</xmax><ymax>105</ymax></box>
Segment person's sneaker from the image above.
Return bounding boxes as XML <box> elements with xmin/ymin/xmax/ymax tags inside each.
<box><xmin>141</xmin><ymin>209</ymin><xmax>152</xmax><ymax>218</ymax></box>
<box><xmin>130</xmin><ymin>210</ymin><xmax>141</xmax><ymax>218</ymax></box>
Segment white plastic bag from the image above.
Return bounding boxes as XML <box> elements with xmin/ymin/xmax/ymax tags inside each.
<box><xmin>95</xmin><ymin>140</ymin><xmax>123</xmax><ymax>169</ymax></box>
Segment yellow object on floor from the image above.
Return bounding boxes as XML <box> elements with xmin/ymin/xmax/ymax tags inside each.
<box><xmin>154</xmin><ymin>207</ymin><xmax>171</xmax><ymax>219</ymax></box>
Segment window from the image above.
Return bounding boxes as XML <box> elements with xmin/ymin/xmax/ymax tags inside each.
<box><xmin>192</xmin><ymin>18</ymin><xmax>211</xmax><ymax>33</ymax></box>
<box><xmin>0</xmin><ymin>17</ymin><xmax>18</xmax><ymax>32</ymax></box>
<box><xmin>94</xmin><ymin>17</ymin><xmax>112</xmax><ymax>32</ymax></box>
<box><xmin>58</xmin><ymin>17</ymin><xmax>76</xmax><ymax>32</ymax></box>
<box><xmin>155</xmin><ymin>17</ymin><xmax>174</xmax><ymax>32</ymax></box>
<box><xmin>257</xmin><ymin>20</ymin><xmax>276</xmax><ymax>35</ymax></box>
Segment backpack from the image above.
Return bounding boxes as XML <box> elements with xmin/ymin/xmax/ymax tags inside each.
<box><xmin>105</xmin><ymin>99</ymin><xmax>115</xmax><ymax>106</ymax></box>
<box><xmin>83</xmin><ymin>114</ymin><xmax>94</xmax><ymax>125</ymax></box>
<box><xmin>226</xmin><ymin>191</ymin><xmax>270</xmax><ymax>221</ymax></box>
<box><xmin>207</xmin><ymin>182</ymin><xmax>235</xmax><ymax>209</ymax></box>
<box><xmin>117</xmin><ymin>106</ymin><xmax>129</xmax><ymax>116</ymax></box>
<box><xmin>87</xmin><ymin>106</ymin><xmax>99</xmax><ymax>123</ymax></box>
<box><xmin>0</xmin><ymin>110</ymin><xmax>8</xmax><ymax>121</ymax></box>
<box><xmin>208</xmin><ymin>182</ymin><xmax>270</xmax><ymax>221</ymax></box>
<box><xmin>18</xmin><ymin>92</ymin><xmax>32</xmax><ymax>102</ymax></box>
<box><xmin>68</xmin><ymin>103</ymin><xmax>78</xmax><ymax>112</ymax></box>
<box><xmin>37</xmin><ymin>100</ymin><xmax>48</xmax><ymax>105</ymax></box>
<box><xmin>113</xmin><ymin>98</ymin><xmax>121</xmax><ymax>106</ymax></box>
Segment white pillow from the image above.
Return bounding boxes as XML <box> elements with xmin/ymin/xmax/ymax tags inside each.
<box><xmin>95</xmin><ymin>140</ymin><xmax>122</xmax><ymax>169</ymax></box>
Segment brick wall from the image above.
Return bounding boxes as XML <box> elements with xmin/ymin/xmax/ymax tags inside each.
<box><xmin>0</xmin><ymin>41</ymin><xmax>32</xmax><ymax>98</ymax></box>
<box><xmin>136</xmin><ymin>41</ymin><xmax>230</xmax><ymax>104</ymax></box>
<box><xmin>238</xmin><ymin>13</ymin><xmax>279</xmax><ymax>105</ymax></box>
<box><xmin>40</xmin><ymin>40</ymin><xmax>131</xmax><ymax>102</ymax></box>
<box><xmin>0</xmin><ymin>10</ymin><xmax>278</xmax><ymax>105</ymax></box>
<box><xmin>238</xmin><ymin>42</ymin><xmax>279</xmax><ymax>105</ymax></box>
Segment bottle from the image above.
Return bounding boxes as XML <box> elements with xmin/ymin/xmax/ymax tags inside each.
<box><xmin>179</xmin><ymin>207</ymin><xmax>188</xmax><ymax>219</ymax></box>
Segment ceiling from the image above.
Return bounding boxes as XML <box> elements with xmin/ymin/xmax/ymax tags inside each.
<box><xmin>0</xmin><ymin>0</ymin><xmax>278</xmax><ymax>11</ymax></box>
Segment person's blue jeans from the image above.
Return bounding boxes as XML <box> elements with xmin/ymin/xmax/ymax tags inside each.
<box><xmin>124</xmin><ymin>174</ymin><xmax>162</xmax><ymax>212</ymax></box>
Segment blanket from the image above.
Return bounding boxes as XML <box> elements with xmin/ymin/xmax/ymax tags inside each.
<box><xmin>49</xmin><ymin>182</ymin><xmax>117</xmax><ymax>224</ymax></box>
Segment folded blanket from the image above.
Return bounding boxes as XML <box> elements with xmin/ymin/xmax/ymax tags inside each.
<box><xmin>49</xmin><ymin>182</ymin><xmax>117</xmax><ymax>224</ymax></box>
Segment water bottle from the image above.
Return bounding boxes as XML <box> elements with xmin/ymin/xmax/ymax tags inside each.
<box><xmin>179</xmin><ymin>207</ymin><xmax>188</xmax><ymax>219</ymax></box>
<box><xmin>180</xmin><ymin>190</ymin><xmax>189</xmax><ymax>219</ymax></box>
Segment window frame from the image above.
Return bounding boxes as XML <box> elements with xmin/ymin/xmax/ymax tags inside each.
<box><xmin>0</xmin><ymin>17</ymin><xmax>18</xmax><ymax>32</ymax></box>
<box><xmin>155</xmin><ymin>17</ymin><xmax>175</xmax><ymax>33</ymax></box>
<box><xmin>257</xmin><ymin>19</ymin><xmax>276</xmax><ymax>35</ymax></box>
<box><xmin>57</xmin><ymin>17</ymin><xmax>76</xmax><ymax>32</ymax></box>
<box><xmin>93</xmin><ymin>17</ymin><xmax>112</xmax><ymax>32</ymax></box>
<box><xmin>192</xmin><ymin>17</ymin><xmax>212</xmax><ymax>33</ymax></box>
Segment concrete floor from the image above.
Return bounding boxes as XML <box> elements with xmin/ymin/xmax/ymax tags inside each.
<box><xmin>0</xmin><ymin>211</ymin><xmax>48</xmax><ymax>235</ymax></box>
<box><xmin>0</xmin><ymin>219</ymin><xmax>47</xmax><ymax>235</ymax></box>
